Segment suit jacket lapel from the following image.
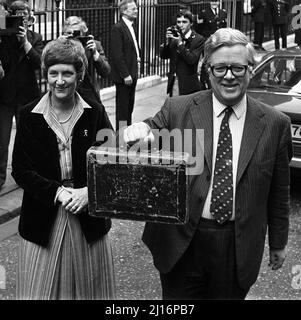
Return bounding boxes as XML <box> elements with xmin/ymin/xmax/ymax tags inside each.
<box><xmin>190</xmin><ymin>91</ymin><xmax>213</xmax><ymax>174</ymax></box>
<box><xmin>236</xmin><ymin>95</ymin><xmax>266</xmax><ymax>185</ymax></box>
<box><xmin>121</xmin><ymin>19</ymin><xmax>138</xmax><ymax>52</ymax></box>
<box><xmin>188</xmin><ymin>92</ymin><xmax>266</xmax><ymax>184</ymax></box>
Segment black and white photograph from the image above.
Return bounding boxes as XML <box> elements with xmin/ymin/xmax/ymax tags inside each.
<box><xmin>0</xmin><ymin>0</ymin><xmax>300</xmax><ymax>309</ymax></box>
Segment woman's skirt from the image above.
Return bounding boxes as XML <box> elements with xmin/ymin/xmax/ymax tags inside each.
<box><xmin>16</xmin><ymin>205</ymin><xmax>116</xmax><ymax>300</ymax></box>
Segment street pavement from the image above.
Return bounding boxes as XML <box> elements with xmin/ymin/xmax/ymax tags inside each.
<box><xmin>0</xmin><ymin>34</ymin><xmax>301</xmax><ymax>300</ymax></box>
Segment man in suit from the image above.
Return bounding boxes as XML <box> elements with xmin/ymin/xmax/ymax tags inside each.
<box><xmin>196</xmin><ymin>1</ymin><xmax>227</xmax><ymax>90</ymax></box>
<box><xmin>123</xmin><ymin>28</ymin><xmax>292</xmax><ymax>299</ymax></box>
<box><xmin>110</xmin><ymin>0</ymin><xmax>140</xmax><ymax>132</ymax></box>
<box><xmin>268</xmin><ymin>0</ymin><xmax>290</xmax><ymax>50</ymax></box>
<box><xmin>251</xmin><ymin>0</ymin><xmax>267</xmax><ymax>49</ymax></box>
<box><xmin>0</xmin><ymin>1</ymin><xmax>43</xmax><ymax>189</ymax></box>
<box><xmin>160</xmin><ymin>9</ymin><xmax>204</xmax><ymax>97</ymax></box>
<box><xmin>196</xmin><ymin>0</ymin><xmax>227</xmax><ymax>39</ymax></box>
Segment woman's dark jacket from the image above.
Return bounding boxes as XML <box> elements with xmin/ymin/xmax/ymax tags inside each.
<box><xmin>12</xmin><ymin>96</ymin><xmax>113</xmax><ymax>247</ymax></box>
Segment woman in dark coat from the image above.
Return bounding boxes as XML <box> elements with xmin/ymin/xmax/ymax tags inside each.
<box><xmin>12</xmin><ymin>37</ymin><xmax>115</xmax><ymax>300</ymax></box>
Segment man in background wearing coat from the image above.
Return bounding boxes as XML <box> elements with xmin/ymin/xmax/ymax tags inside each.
<box><xmin>123</xmin><ymin>28</ymin><xmax>292</xmax><ymax>299</ymax></box>
<box><xmin>196</xmin><ymin>1</ymin><xmax>227</xmax><ymax>90</ymax></box>
<box><xmin>251</xmin><ymin>0</ymin><xmax>267</xmax><ymax>50</ymax></box>
<box><xmin>160</xmin><ymin>9</ymin><xmax>204</xmax><ymax>97</ymax></box>
<box><xmin>0</xmin><ymin>1</ymin><xmax>43</xmax><ymax>189</ymax></box>
<box><xmin>196</xmin><ymin>0</ymin><xmax>227</xmax><ymax>39</ymax></box>
<box><xmin>110</xmin><ymin>0</ymin><xmax>140</xmax><ymax>132</ymax></box>
<box><xmin>268</xmin><ymin>0</ymin><xmax>290</xmax><ymax>50</ymax></box>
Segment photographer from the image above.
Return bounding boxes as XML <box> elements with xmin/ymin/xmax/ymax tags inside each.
<box><xmin>0</xmin><ymin>0</ymin><xmax>43</xmax><ymax>189</ymax></box>
<box><xmin>62</xmin><ymin>16</ymin><xmax>110</xmax><ymax>104</ymax></box>
<box><xmin>160</xmin><ymin>9</ymin><xmax>205</xmax><ymax>97</ymax></box>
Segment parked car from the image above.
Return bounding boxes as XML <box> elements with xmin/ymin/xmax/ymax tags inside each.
<box><xmin>248</xmin><ymin>46</ymin><xmax>301</xmax><ymax>169</ymax></box>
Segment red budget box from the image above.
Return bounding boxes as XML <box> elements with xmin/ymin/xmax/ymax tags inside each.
<box><xmin>87</xmin><ymin>146</ymin><xmax>190</xmax><ymax>224</ymax></box>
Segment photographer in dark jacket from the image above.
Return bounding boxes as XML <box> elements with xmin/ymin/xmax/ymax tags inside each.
<box><xmin>0</xmin><ymin>1</ymin><xmax>43</xmax><ymax>189</ymax></box>
<box><xmin>62</xmin><ymin>16</ymin><xmax>111</xmax><ymax>104</ymax></box>
<box><xmin>160</xmin><ymin>9</ymin><xmax>204</xmax><ymax>97</ymax></box>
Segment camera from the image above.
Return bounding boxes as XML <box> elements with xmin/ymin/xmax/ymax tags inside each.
<box><xmin>167</xmin><ymin>25</ymin><xmax>181</xmax><ymax>37</ymax></box>
<box><xmin>0</xmin><ymin>15</ymin><xmax>24</xmax><ymax>36</ymax></box>
<box><xmin>67</xmin><ymin>30</ymin><xmax>93</xmax><ymax>47</ymax></box>
<box><xmin>77</xmin><ymin>35</ymin><xmax>93</xmax><ymax>47</ymax></box>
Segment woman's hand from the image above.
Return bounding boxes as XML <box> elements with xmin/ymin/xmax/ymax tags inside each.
<box><xmin>64</xmin><ymin>187</ymin><xmax>89</xmax><ymax>215</ymax></box>
<box><xmin>57</xmin><ymin>188</ymin><xmax>73</xmax><ymax>207</ymax></box>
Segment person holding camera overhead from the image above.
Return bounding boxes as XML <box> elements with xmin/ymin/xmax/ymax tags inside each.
<box><xmin>160</xmin><ymin>9</ymin><xmax>205</xmax><ymax>97</ymax></box>
<box><xmin>62</xmin><ymin>16</ymin><xmax>111</xmax><ymax>104</ymax></box>
<box><xmin>0</xmin><ymin>0</ymin><xmax>43</xmax><ymax>189</ymax></box>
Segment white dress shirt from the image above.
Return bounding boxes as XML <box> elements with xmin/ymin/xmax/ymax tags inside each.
<box><xmin>122</xmin><ymin>16</ymin><xmax>140</xmax><ymax>61</ymax></box>
<box><xmin>202</xmin><ymin>93</ymin><xmax>247</xmax><ymax>220</ymax></box>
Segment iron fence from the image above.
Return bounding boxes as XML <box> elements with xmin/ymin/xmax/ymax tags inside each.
<box><xmin>24</xmin><ymin>0</ymin><xmax>300</xmax><ymax>93</ymax></box>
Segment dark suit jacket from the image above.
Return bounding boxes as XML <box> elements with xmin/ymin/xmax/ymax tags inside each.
<box><xmin>110</xmin><ymin>19</ymin><xmax>139</xmax><ymax>84</ymax></box>
<box><xmin>0</xmin><ymin>30</ymin><xmax>43</xmax><ymax>106</ymax></box>
<box><xmin>11</xmin><ymin>96</ymin><xmax>113</xmax><ymax>247</ymax></box>
<box><xmin>268</xmin><ymin>0</ymin><xmax>290</xmax><ymax>25</ymax></box>
<box><xmin>196</xmin><ymin>7</ymin><xmax>227</xmax><ymax>39</ymax></box>
<box><xmin>251</xmin><ymin>0</ymin><xmax>267</xmax><ymax>22</ymax></box>
<box><xmin>142</xmin><ymin>90</ymin><xmax>292</xmax><ymax>290</ymax></box>
<box><xmin>160</xmin><ymin>30</ymin><xmax>204</xmax><ymax>95</ymax></box>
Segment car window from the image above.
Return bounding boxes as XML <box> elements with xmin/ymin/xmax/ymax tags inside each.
<box><xmin>249</xmin><ymin>56</ymin><xmax>301</xmax><ymax>91</ymax></box>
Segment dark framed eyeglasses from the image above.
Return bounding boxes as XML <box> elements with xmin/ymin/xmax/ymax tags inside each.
<box><xmin>209</xmin><ymin>64</ymin><xmax>250</xmax><ymax>78</ymax></box>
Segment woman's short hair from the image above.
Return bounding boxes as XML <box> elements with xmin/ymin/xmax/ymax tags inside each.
<box><xmin>41</xmin><ymin>37</ymin><xmax>88</xmax><ymax>80</ymax></box>
<box><xmin>203</xmin><ymin>28</ymin><xmax>256</xmax><ymax>67</ymax></box>
<box><xmin>63</xmin><ymin>16</ymin><xmax>88</xmax><ymax>34</ymax></box>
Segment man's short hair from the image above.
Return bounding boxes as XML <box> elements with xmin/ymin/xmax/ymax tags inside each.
<box><xmin>9</xmin><ymin>0</ymin><xmax>31</xmax><ymax>14</ymax></box>
<box><xmin>119</xmin><ymin>0</ymin><xmax>136</xmax><ymax>14</ymax></box>
<box><xmin>176</xmin><ymin>9</ymin><xmax>193</xmax><ymax>23</ymax></box>
<box><xmin>203</xmin><ymin>28</ymin><xmax>256</xmax><ymax>67</ymax></box>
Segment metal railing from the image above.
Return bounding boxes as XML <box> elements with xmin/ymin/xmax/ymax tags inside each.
<box><xmin>26</xmin><ymin>0</ymin><xmax>299</xmax><ymax>93</ymax></box>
